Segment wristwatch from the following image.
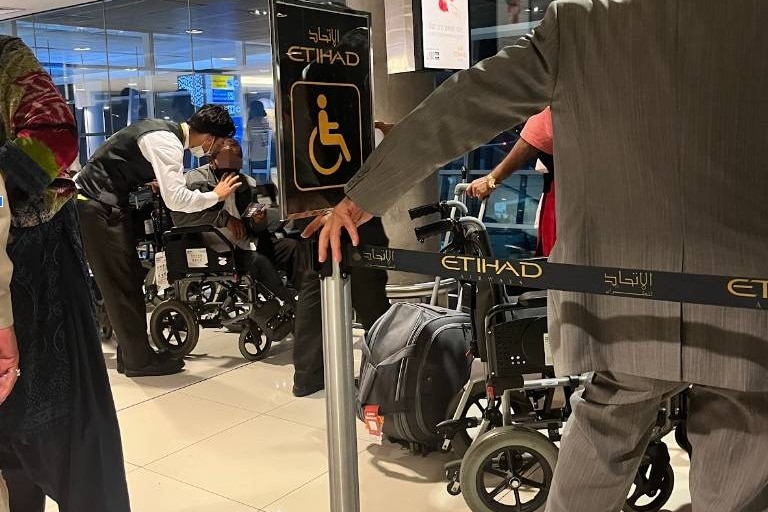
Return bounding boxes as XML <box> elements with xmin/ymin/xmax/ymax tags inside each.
<box><xmin>486</xmin><ymin>175</ymin><xmax>498</xmax><ymax>190</ymax></box>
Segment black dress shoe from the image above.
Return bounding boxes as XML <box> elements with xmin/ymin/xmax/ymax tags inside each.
<box><xmin>292</xmin><ymin>380</ymin><xmax>324</xmax><ymax>397</ymax></box>
<box><xmin>124</xmin><ymin>357</ymin><xmax>185</xmax><ymax>378</ymax></box>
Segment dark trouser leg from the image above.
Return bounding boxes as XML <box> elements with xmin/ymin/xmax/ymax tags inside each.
<box><xmin>234</xmin><ymin>249</ymin><xmax>294</xmax><ymax>306</ymax></box>
<box><xmin>292</xmin><ymin>262</ymin><xmax>323</xmax><ymax>388</ymax></box>
<box><xmin>349</xmin><ymin>219</ymin><xmax>390</xmax><ymax>331</ymax></box>
<box><xmin>2</xmin><ymin>422</ymin><xmax>130</xmax><ymax>512</ymax></box>
<box><xmin>545</xmin><ymin>372</ymin><xmax>684</xmax><ymax>512</ymax></box>
<box><xmin>77</xmin><ymin>199</ymin><xmax>153</xmax><ymax>369</ymax></box>
<box><xmin>1</xmin><ymin>453</ymin><xmax>45</xmax><ymax>512</ymax></box>
<box><xmin>293</xmin><ymin>218</ymin><xmax>390</xmax><ymax>387</ymax></box>
<box><xmin>272</xmin><ymin>237</ymin><xmax>308</xmax><ymax>291</ymax></box>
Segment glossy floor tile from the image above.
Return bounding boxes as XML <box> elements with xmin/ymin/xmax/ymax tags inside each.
<box><xmin>44</xmin><ymin>326</ymin><xmax>692</xmax><ymax>512</ymax></box>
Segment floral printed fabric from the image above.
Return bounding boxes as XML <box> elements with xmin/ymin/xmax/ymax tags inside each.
<box><xmin>0</xmin><ymin>36</ymin><xmax>78</xmax><ymax>227</ymax></box>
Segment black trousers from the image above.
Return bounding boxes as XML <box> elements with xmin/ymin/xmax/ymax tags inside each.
<box><xmin>234</xmin><ymin>236</ymin><xmax>305</xmax><ymax>306</ymax></box>
<box><xmin>77</xmin><ymin>199</ymin><xmax>154</xmax><ymax>369</ymax></box>
<box><xmin>292</xmin><ymin>218</ymin><xmax>390</xmax><ymax>387</ymax></box>
<box><xmin>0</xmin><ymin>420</ymin><xmax>130</xmax><ymax>512</ymax></box>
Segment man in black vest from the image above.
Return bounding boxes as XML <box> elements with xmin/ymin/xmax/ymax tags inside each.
<box><xmin>76</xmin><ymin>105</ymin><xmax>241</xmax><ymax>377</ymax></box>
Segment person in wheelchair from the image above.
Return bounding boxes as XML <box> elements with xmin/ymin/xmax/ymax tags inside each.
<box><xmin>171</xmin><ymin>139</ymin><xmax>305</xmax><ymax>313</ymax></box>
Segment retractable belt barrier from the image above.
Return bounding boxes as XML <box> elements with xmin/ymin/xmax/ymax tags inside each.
<box><xmin>341</xmin><ymin>244</ymin><xmax>768</xmax><ymax>310</ymax></box>
<box><xmin>317</xmin><ymin>242</ymin><xmax>768</xmax><ymax>512</ymax></box>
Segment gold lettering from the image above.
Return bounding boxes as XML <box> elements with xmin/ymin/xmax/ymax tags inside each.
<box><xmin>754</xmin><ymin>279</ymin><xmax>768</xmax><ymax>299</ymax></box>
<box><xmin>320</xmin><ymin>49</ymin><xmax>334</xmax><ymax>63</ymax></box>
<box><xmin>728</xmin><ymin>279</ymin><xmax>757</xmax><ymax>298</ymax></box>
<box><xmin>456</xmin><ymin>256</ymin><xmax>474</xmax><ymax>272</ymax></box>
<box><xmin>521</xmin><ymin>262</ymin><xmax>543</xmax><ymax>279</ymax></box>
<box><xmin>484</xmin><ymin>259</ymin><xmax>500</xmax><ymax>274</ymax></box>
<box><xmin>497</xmin><ymin>261</ymin><xmax>521</xmax><ymax>277</ymax></box>
<box><xmin>345</xmin><ymin>52</ymin><xmax>360</xmax><ymax>66</ymax></box>
<box><xmin>442</xmin><ymin>256</ymin><xmax>460</xmax><ymax>271</ymax></box>
<box><xmin>287</xmin><ymin>46</ymin><xmax>305</xmax><ymax>62</ymax></box>
<box><xmin>330</xmin><ymin>52</ymin><xmax>346</xmax><ymax>65</ymax></box>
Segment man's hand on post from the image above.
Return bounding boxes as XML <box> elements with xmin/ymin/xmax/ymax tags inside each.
<box><xmin>301</xmin><ymin>197</ymin><xmax>373</xmax><ymax>263</ymax></box>
<box><xmin>0</xmin><ymin>326</ymin><xmax>19</xmax><ymax>405</ymax></box>
<box><xmin>214</xmin><ymin>173</ymin><xmax>242</xmax><ymax>201</ymax></box>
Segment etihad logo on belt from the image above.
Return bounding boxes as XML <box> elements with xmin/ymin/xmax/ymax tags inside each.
<box><xmin>441</xmin><ymin>255</ymin><xmax>543</xmax><ymax>279</ymax></box>
<box><xmin>727</xmin><ymin>279</ymin><xmax>768</xmax><ymax>299</ymax></box>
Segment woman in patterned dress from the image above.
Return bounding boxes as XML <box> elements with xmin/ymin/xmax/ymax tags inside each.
<box><xmin>0</xmin><ymin>36</ymin><xmax>130</xmax><ymax>512</ymax></box>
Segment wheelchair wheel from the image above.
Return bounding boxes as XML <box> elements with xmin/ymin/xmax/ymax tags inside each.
<box><xmin>459</xmin><ymin>426</ymin><xmax>557</xmax><ymax>512</ymax></box>
<box><xmin>239</xmin><ymin>321</ymin><xmax>272</xmax><ymax>361</ymax></box>
<box><xmin>623</xmin><ymin>461</ymin><xmax>674</xmax><ymax>512</ymax></box>
<box><xmin>150</xmin><ymin>300</ymin><xmax>200</xmax><ymax>357</ymax></box>
<box><xmin>448</xmin><ymin>381</ymin><xmax>534</xmax><ymax>457</ymax></box>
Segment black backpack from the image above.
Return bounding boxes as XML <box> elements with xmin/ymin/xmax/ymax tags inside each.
<box><xmin>356</xmin><ymin>303</ymin><xmax>473</xmax><ymax>451</ymax></box>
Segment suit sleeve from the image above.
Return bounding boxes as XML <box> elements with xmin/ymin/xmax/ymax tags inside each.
<box><xmin>345</xmin><ymin>3</ymin><xmax>560</xmax><ymax>215</ymax></box>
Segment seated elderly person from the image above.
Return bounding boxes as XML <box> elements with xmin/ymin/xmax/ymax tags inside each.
<box><xmin>171</xmin><ymin>138</ymin><xmax>305</xmax><ymax>307</ymax></box>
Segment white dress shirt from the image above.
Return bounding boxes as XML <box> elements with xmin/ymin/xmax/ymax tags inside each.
<box><xmin>136</xmin><ymin>124</ymin><xmax>219</xmax><ymax>213</ymax></box>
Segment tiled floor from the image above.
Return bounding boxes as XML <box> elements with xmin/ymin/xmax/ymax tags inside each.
<box><xmin>46</xmin><ymin>328</ymin><xmax>693</xmax><ymax>512</ymax></box>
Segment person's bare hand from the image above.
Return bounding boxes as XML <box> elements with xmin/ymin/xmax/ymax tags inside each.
<box><xmin>302</xmin><ymin>197</ymin><xmax>373</xmax><ymax>263</ymax></box>
<box><xmin>227</xmin><ymin>217</ymin><xmax>246</xmax><ymax>240</ymax></box>
<box><xmin>251</xmin><ymin>209</ymin><xmax>267</xmax><ymax>223</ymax></box>
<box><xmin>147</xmin><ymin>180</ymin><xmax>160</xmax><ymax>193</ymax></box>
<box><xmin>0</xmin><ymin>326</ymin><xmax>19</xmax><ymax>405</ymax></box>
<box><xmin>214</xmin><ymin>173</ymin><xmax>242</xmax><ymax>201</ymax></box>
<box><xmin>466</xmin><ymin>176</ymin><xmax>493</xmax><ymax>200</ymax></box>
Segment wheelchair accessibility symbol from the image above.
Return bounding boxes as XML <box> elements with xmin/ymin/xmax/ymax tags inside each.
<box><xmin>290</xmin><ymin>81</ymin><xmax>362</xmax><ymax>191</ymax></box>
<box><xmin>309</xmin><ymin>94</ymin><xmax>352</xmax><ymax>175</ymax></box>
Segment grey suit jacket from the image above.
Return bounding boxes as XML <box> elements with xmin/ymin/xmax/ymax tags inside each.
<box><xmin>346</xmin><ymin>0</ymin><xmax>768</xmax><ymax>391</ymax></box>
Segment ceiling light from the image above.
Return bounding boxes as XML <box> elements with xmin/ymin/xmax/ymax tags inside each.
<box><xmin>186</xmin><ymin>29</ymin><xmax>203</xmax><ymax>35</ymax></box>
<box><xmin>103</xmin><ymin>106</ymin><xmax>111</xmax><ymax>110</ymax></box>
<box><xmin>74</xmin><ymin>47</ymin><xmax>91</xmax><ymax>51</ymax></box>
<box><xmin>127</xmin><ymin>82</ymin><xmax>138</xmax><ymax>86</ymax></box>
<box><xmin>163</xmin><ymin>116</ymin><xmax>170</xmax><ymax>120</ymax></box>
<box><xmin>124</xmin><ymin>67</ymin><xmax>138</xmax><ymax>71</ymax></box>
<box><xmin>75</xmin><ymin>88</ymin><xmax>85</xmax><ymax>92</ymax></box>
<box><xmin>533</xmin><ymin>6</ymin><xmax>540</xmax><ymax>12</ymax></box>
<box><xmin>0</xmin><ymin>7</ymin><xmax>24</xmax><ymax>16</ymax></box>
<box><xmin>141</xmin><ymin>89</ymin><xmax>151</xmax><ymax>92</ymax></box>
<box><xmin>219</xmin><ymin>57</ymin><xmax>235</xmax><ymax>61</ymax></box>
<box><xmin>249</xmin><ymin>9</ymin><xmax>261</xmax><ymax>15</ymax></box>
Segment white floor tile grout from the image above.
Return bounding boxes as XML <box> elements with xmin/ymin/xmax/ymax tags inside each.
<box><xmin>138</xmin><ymin>466</ymin><xmax>265</xmax><ymax>511</ymax></box>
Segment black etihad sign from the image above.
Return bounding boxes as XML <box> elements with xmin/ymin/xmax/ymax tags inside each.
<box><xmin>270</xmin><ymin>0</ymin><xmax>373</xmax><ymax>219</ymax></box>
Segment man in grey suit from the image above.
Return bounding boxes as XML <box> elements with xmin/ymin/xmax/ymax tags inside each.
<box><xmin>305</xmin><ymin>1</ymin><xmax>768</xmax><ymax>510</ymax></box>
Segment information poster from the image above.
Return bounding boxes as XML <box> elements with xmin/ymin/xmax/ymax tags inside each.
<box><xmin>420</xmin><ymin>0</ymin><xmax>470</xmax><ymax>70</ymax></box>
<box><xmin>178</xmin><ymin>73</ymin><xmax>244</xmax><ymax>142</ymax></box>
<box><xmin>271</xmin><ymin>0</ymin><xmax>373</xmax><ymax>219</ymax></box>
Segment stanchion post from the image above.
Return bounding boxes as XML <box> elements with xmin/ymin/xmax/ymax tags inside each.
<box><xmin>320</xmin><ymin>258</ymin><xmax>360</xmax><ymax>512</ymax></box>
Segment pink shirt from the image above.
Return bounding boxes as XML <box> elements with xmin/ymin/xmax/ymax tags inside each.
<box><xmin>520</xmin><ymin>107</ymin><xmax>553</xmax><ymax>155</ymax></box>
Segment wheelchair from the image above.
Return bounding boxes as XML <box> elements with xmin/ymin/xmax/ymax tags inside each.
<box><xmin>148</xmin><ymin>224</ymin><xmax>294</xmax><ymax>362</ymax></box>
<box><xmin>408</xmin><ymin>186</ymin><xmax>690</xmax><ymax>512</ymax></box>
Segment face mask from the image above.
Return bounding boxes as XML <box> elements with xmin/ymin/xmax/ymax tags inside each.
<box><xmin>190</xmin><ymin>137</ymin><xmax>214</xmax><ymax>158</ymax></box>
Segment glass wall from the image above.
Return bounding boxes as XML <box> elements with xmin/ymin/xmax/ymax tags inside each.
<box><xmin>0</xmin><ymin>0</ymin><xmax>275</xmax><ymax>171</ymax></box>
<box><xmin>435</xmin><ymin>0</ymin><xmax>554</xmax><ymax>258</ymax></box>
<box><xmin>2</xmin><ymin>0</ymin><xmax>552</xmax><ymax>258</ymax></box>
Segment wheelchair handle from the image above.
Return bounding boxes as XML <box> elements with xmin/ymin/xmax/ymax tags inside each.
<box><xmin>454</xmin><ymin>183</ymin><xmax>470</xmax><ymax>196</ymax></box>
<box><xmin>409</xmin><ymin>201</ymin><xmax>469</xmax><ymax>221</ymax></box>
<box><xmin>408</xmin><ymin>203</ymin><xmax>442</xmax><ymax>220</ymax></box>
<box><xmin>414</xmin><ymin>219</ymin><xmax>455</xmax><ymax>242</ymax></box>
